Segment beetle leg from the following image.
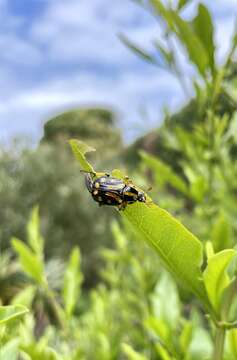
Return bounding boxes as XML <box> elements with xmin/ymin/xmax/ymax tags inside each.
<box><xmin>118</xmin><ymin>201</ymin><xmax>127</xmax><ymax>211</ymax></box>
<box><xmin>105</xmin><ymin>192</ymin><xmax>123</xmax><ymax>203</ymax></box>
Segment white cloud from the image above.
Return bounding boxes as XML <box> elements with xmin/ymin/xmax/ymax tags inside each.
<box><xmin>0</xmin><ymin>34</ymin><xmax>43</xmax><ymax>65</ymax></box>
<box><xmin>0</xmin><ymin>66</ymin><xmax>183</xmax><ymax>143</ymax></box>
<box><xmin>0</xmin><ymin>0</ymin><xmax>236</xmax><ymax>144</ymax></box>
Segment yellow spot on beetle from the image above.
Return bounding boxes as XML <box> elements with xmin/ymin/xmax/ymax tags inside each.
<box><xmin>93</xmin><ymin>190</ymin><xmax>98</xmax><ymax>195</ymax></box>
<box><xmin>95</xmin><ymin>182</ymin><xmax>100</xmax><ymax>188</ymax></box>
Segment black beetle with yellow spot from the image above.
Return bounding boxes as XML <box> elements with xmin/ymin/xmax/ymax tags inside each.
<box><xmin>84</xmin><ymin>172</ymin><xmax>146</xmax><ymax>210</ymax></box>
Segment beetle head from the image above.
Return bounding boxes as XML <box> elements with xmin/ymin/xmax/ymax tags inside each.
<box><xmin>137</xmin><ymin>192</ymin><xmax>146</xmax><ymax>203</ymax></box>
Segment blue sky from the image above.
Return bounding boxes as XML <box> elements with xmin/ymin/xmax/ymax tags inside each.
<box><xmin>0</xmin><ymin>0</ymin><xmax>236</xmax><ymax>144</ymax></box>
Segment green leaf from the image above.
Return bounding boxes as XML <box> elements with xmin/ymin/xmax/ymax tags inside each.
<box><xmin>211</xmin><ymin>213</ymin><xmax>232</xmax><ymax>252</ymax></box>
<box><xmin>140</xmin><ymin>151</ymin><xmax>188</xmax><ymax>194</ymax></box>
<box><xmin>150</xmin><ymin>1</ymin><xmax>175</xmax><ymax>31</ymax></box>
<box><xmin>228</xmin><ymin>329</ymin><xmax>237</xmax><ymax>358</ymax></box>
<box><xmin>189</xmin><ymin>175</ymin><xmax>207</xmax><ymax>202</ymax></box>
<box><xmin>151</xmin><ymin>271</ymin><xmax>180</xmax><ymax>329</ymax></box>
<box><xmin>177</xmin><ymin>0</ymin><xmax>191</xmax><ymax>10</ymax></box>
<box><xmin>145</xmin><ymin>317</ymin><xmax>169</xmax><ymax>343</ymax></box>
<box><xmin>150</xmin><ymin>0</ymin><xmax>209</xmax><ymax>76</ymax></box>
<box><xmin>121</xmin><ymin>343</ymin><xmax>149</xmax><ymax>360</ymax></box>
<box><xmin>155</xmin><ymin>344</ymin><xmax>172</xmax><ymax>360</ymax></box>
<box><xmin>68</xmin><ymin>140</ymin><xmax>212</xmax><ymax>314</ymax></box>
<box><xmin>205</xmin><ymin>241</ymin><xmax>214</xmax><ymax>260</ymax></box>
<box><xmin>203</xmin><ymin>249</ymin><xmax>236</xmax><ymax>312</ymax></box>
<box><xmin>11</xmin><ymin>286</ymin><xmax>36</xmax><ymax>308</ymax></box>
<box><xmin>0</xmin><ymin>339</ymin><xmax>19</xmax><ymax>360</ymax></box>
<box><xmin>12</xmin><ymin>238</ymin><xmax>45</xmax><ymax>285</ymax></box>
<box><xmin>119</xmin><ymin>34</ymin><xmax>157</xmax><ymax>65</ymax></box>
<box><xmin>69</xmin><ymin>139</ymin><xmax>95</xmax><ymax>173</ymax></box>
<box><xmin>172</xmin><ymin>11</ymin><xmax>209</xmax><ymax>76</ymax></box>
<box><xmin>122</xmin><ymin>202</ymin><xmax>211</xmax><ymax>313</ymax></box>
<box><xmin>111</xmin><ymin>221</ymin><xmax>127</xmax><ymax>249</ymax></box>
<box><xmin>0</xmin><ymin>305</ymin><xmax>28</xmax><ymax>325</ymax></box>
<box><xmin>27</xmin><ymin>206</ymin><xmax>44</xmax><ymax>256</ymax></box>
<box><xmin>192</xmin><ymin>4</ymin><xmax>215</xmax><ymax>75</ymax></box>
<box><xmin>63</xmin><ymin>247</ymin><xmax>83</xmax><ymax>317</ymax></box>
<box><xmin>180</xmin><ymin>321</ymin><xmax>193</xmax><ymax>354</ymax></box>
<box><xmin>189</xmin><ymin>327</ymin><xmax>212</xmax><ymax>359</ymax></box>
<box><xmin>153</xmin><ymin>41</ymin><xmax>174</xmax><ymax>68</ymax></box>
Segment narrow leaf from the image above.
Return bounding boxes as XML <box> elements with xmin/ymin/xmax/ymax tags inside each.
<box><xmin>69</xmin><ymin>139</ymin><xmax>95</xmax><ymax>173</ymax></box>
<box><xmin>192</xmin><ymin>4</ymin><xmax>215</xmax><ymax>74</ymax></box>
<box><xmin>27</xmin><ymin>206</ymin><xmax>44</xmax><ymax>256</ymax></box>
<box><xmin>0</xmin><ymin>305</ymin><xmax>28</xmax><ymax>324</ymax></box>
<box><xmin>150</xmin><ymin>0</ymin><xmax>209</xmax><ymax>76</ymax></box>
<box><xmin>12</xmin><ymin>238</ymin><xmax>45</xmax><ymax>284</ymax></box>
<box><xmin>211</xmin><ymin>213</ymin><xmax>232</xmax><ymax>252</ymax></box>
<box><xmin>121</xmin><ymin>343</ymin><xmax>149</xmax><ymax>360</ymax></box>
<box><xmin>205</xmin><ymin>241</ymin><xmax>214</xmax><ymax>260</ymax></box>
<box><xmin>203</xmin><ymin>249</ymin><xmax>236</xmax><ymax>312</ymax></box>
<box><xmin>229</xmin><ymin>329</ymin><xmax>237</xmax><ymax>358</ymax></box>
<box><xmin>172</xmin><ymin>11</ymin><xmax>209</xmax><ymax>76</ymax></box>
<box><xmin>140</xmin><ymin>151</ymin><xmax>188</xmax><ymax>194</ymax></box>
<box><xmin>177</xmin><ymin>0</ymin><xmax>191</xmax><ymax>10</ymax></box>
<box><xmin>11</xmin><ymin>286</ymin><xmax>36</xmax><ymax>308</ymax></box>
<box><xmin>63</xmin><ymin>247</ymin><xmax>83</xmax><ymax>317</ymax></box>
<box><xmin>155</xmin><ymin>344</ymin><xmax>172</xmax><ymax>360</ymax></box>
<box><xmin>119</xmin><ymin>34</ymin><xmax>157</xmax><ymax>65</ymax></box>
<box><xmin>180</xmin><ymin>321</ymin><xmax>193</xmax><ymax>353</ymax></box>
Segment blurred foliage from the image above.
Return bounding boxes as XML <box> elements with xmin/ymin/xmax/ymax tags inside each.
<box><xmin>0</xmin><ymin>213</ymin><xmax>216</xmax><ymax>360</ymax></box>
<box><xmin>41</xmin><ymin>108</ymin><xmax>122</xmax><ymax>156</ymax></box>
<box><xmin>0</xmin><ymin>108</ymin><xmax>123</xmax><ymax>285</ymax></box>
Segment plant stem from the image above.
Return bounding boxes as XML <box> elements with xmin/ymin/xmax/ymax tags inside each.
<box><xmin>212</xmin><ymin>327</ymin><xmax>226</xmax><ymax>360</ymax></box>
<box><xmin>45</xmin><ymin>288</ymin><xmax>65</xmax><ymax>330</ymax></box>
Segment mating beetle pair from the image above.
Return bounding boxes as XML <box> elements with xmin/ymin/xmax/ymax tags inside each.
<box><xmin>84</xmin><ymin>172</ymin><xmax>146</xmax><ymax>210</ymax></box>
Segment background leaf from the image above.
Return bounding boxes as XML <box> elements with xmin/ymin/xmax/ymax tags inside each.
<box><xmin>119</xmin><ymin>34</ymin><xmax>157</xmax><ymax>65</ymax></box>
<box><xmin>203</xmin><ymin>249</ymin><xmax>236</xmax><ymax>312</ymax></box>
<box><xmin>211</xmin><ymin>213</ymin><xmax>232</xmax><ymax>252</ymax></box>
<box><xmin>150</xmin><ymin>0</ymin><xmax>209</xmax><ymax>76</ymax></box>
<box><xmin>140</xmin><ymin>151</ymin><xmax>188</xmax><ymax>194</ymax></box>
<box><xmin>192</xmin><ymin>3</ymin><xmax>215</xmax><ymax>74</ymax></box>
<box><xmin>63</xmin><ymin>247</ymin><xmax>83</xmax><ymax>317</ymax></box>
<box><xmin>27</xmin><ymin>206</ymin><xmax>44</xmax><ymax>257</ymax></box>
<box><xmin>0</xmin><ymin>339</ymin><xmax>19</xmax><ymax>360</ymax></box>
<box><xmin>12</xmin><ymin>238</ymin><xmax>45</xmax><ymax>285</ymax></box>
<box><xmin>0</xmin><ymin>305</ymin><xmax>28</xmax><ymax>325</ymax></box>
<box><xmin>121</xmin><ymin>343</ymin><xmax>149</xmax><ymax>360</ymax></box>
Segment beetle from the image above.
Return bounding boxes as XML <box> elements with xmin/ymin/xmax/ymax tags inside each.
<box><xmin>84</xmin><ymin>172</ymin><xmax>146</xmax><ymax>210</ymax></box>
